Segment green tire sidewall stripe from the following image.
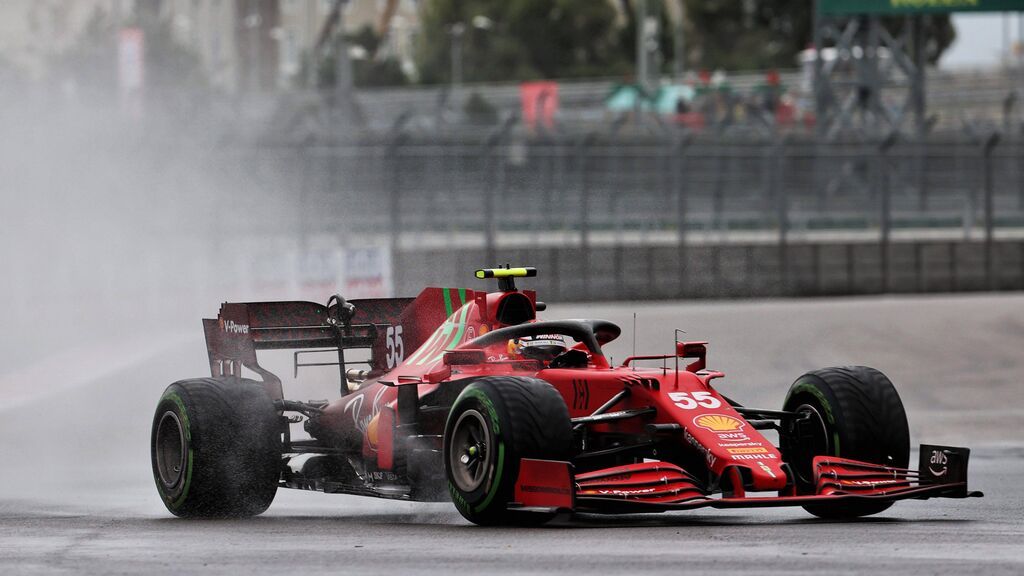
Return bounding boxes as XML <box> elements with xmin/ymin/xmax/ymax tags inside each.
<box><xmin>450</xmin><ymin>386</ymin><xmax>508</xmax><ymax>515</ymax></box>
<box><xmin>474</xmin><ymin>443</ymin><xmax>505</xmax><ymax>514</ymax></box>
<box><xmin>158</xmin><ymin>391</ymin><xmax>195</xmax><ymax>510</ymax></box>
<box><xmin>460</xmin><ymin>388</ymin><xmax>501</xmax><ymax>436</ymax></box>
<box><xmin>788</xmin><ymin>381</ymin><xmax>842</xmax><ymax>456</ymax></box>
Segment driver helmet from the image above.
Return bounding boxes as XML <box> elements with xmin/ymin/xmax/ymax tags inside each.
<box><xmin>508</xmin><ymin>334</ymin><xmax>568</xmax><ymax>362</ymax></box>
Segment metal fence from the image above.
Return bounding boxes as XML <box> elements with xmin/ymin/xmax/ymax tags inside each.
<box><xmin>232</xmin><ymin>128</ymin><xmax>1024</xmax><ymax>298</ymax></box>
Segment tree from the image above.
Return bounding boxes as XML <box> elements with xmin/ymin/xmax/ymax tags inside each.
<box><xmin>415</xmin><ymin>0</ymin><xmax>631</xmax><ymax>84</ymax></box>
<box><xmin>414</xmin><ymin>0</ymin><xmax>957</xmax><ymax>84</ymax></box>
<box><xmin>48</xmin><ymin>5</ymin><xmax>208</xmax><ymax>101</ymax></box>
<box><xmin>314</xmin><ymin>25</ymin><xmax>409</xmax><ymax>88</ymax></box>
<box><xmin>681</xmin><ymin>0</ymin><xmax>955</xmax><ymax>71</ymax></box>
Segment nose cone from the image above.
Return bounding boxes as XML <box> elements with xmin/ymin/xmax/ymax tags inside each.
<box><xmin>741</xmin><ymin>458</ymin><xmax>788</xmax><ymax>491</ymax></box>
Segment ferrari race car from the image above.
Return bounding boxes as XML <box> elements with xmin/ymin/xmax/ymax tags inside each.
<box><xmin>151</xmin><ymin>267</ymin><xmax>981</xmax><ymax>524</ymax></box>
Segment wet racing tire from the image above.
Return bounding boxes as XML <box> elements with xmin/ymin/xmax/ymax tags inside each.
<box><xmin>151</xmin><ymin>377</ymin><xmax>282</xmax><ymax>517</ymax></box>
<box><xmin>781</xmin><ymin>366</ymin><xmax>910</xmax><ymax>519</ymax></box>
<box><xmin>444</xmin><ymin>376</ymin><xmax>572</xmax><ymax>526</ymax></box>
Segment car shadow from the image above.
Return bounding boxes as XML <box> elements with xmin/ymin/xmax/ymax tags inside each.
<box><xmin>139</xmin><ymin>508</ymin><xmax>979</xmax><ymax>530</ymax></box>
<box><xmin>551</xmin><ymin>512</ymin><xmax>977</xmax><ymax>529</ymax></box>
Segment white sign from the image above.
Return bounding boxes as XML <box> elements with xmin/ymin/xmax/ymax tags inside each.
<box><xmin>342</xmin><ymin>245</ymin><xmax>392</xmax><ymax>298</ymax></box>
<box><xmin>118</xmin><ymin>28</ymin><xmax>145</xmax><ymax>93</ymax></box>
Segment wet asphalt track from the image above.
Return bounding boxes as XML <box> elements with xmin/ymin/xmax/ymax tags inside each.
<box><xmin>1</xmin><ymin>294</ymin><xmax>1022</xmax><ymax>575</ymax></box>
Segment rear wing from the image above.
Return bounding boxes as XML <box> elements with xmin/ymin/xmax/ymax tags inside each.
<box><xmin>202</xmin><ymin>288</ymin><xmax>469</xmax><ymax>398</ymax></box>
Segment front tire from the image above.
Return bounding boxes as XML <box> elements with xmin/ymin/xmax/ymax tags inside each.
<box><xmin>151</xmin><ymin>377</ymin><xmax>282</xmax><ymax>517</ymax></box>
<box><xmin>444</xmin><ymin>376</ymin><xmax>572</xmax><ymax>526</ymax></box>
<box><xmin>781</xmin><ymin>366</ymin><xmax>910</xmax><ymax>519</ymax></box>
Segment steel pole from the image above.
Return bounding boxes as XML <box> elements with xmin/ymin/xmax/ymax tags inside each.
<box><xmin>451</xmin><ymin>23</ymin><xmax>465</xmax><ymax>90</ymax></box>
<box><xmin>775</xmin><ymin>138</ymin><xmax>788</xmax><ymax>295</ymax></box>
<box><xmin>673</xmin><ymin>0</ymin><xmax>686</xmax><ymax>83</ymax></box>
<box><xmin>336</xmin><ymin>7</ymin><xmax>353</xmax><ymax>102</ymax></box>
<box><xmin>983</xmin><ymin>132</ymin><xmax>1001</xmax><ymax>290</ymax></box>
<box><xmin>813</xmin><ymin>0</ymin><xmax>826</xmax><ymax>138</ymax></box>
<box><xmin>879</xmin><ymin>132</ymin><xmax>897</xmax><ymax>293</ymax></box>
<box><xmin>578</xmin><ymin>133</ymin><xmax>595</xmax><ymax>300</ymax></box>
<box><xmin>307</xmin><ymin>0</ymin><xmax>318</xmax><ymax>88</ymax></box>
<box><xmin>637</xmin><ymin>0</ymin><xmax>648</xmax><ymax>90</ymax></box>
<box><xmin>672</xmin><ymin>134</ymin><xmax>687</xmax><ymax>297</ymax></box>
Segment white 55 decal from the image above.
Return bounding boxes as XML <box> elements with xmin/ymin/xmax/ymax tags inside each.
<box><xmin>669</xmin><ymin>391</ymin><xmax>721</xmax><ymax>410</ymax></box>
<box><xmin>386</xmin><ymin>325</ymin><xmax>404</xmax><ymax>368</ymax></box>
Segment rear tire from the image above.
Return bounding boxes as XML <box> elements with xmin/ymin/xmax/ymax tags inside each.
<box><xmin>444</xmin><ymin>376</ymin><xmax>572</xmax><ymax>526</ymax></box>
<box><xmin>781</xmin><ymin>366</ymin><xmax>910</xmax><ymax>519</ymax></box>
<box><xmin>151</xmin><ymin>377</ymin><xmax>282</xmax><ymax>517</ymax></box>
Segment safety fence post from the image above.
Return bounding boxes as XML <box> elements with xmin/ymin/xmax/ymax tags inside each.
<box><xmin>386</xmin><ymin>113</ymin><xmax>411</xmax><ymax>292</ymax></box>
<box><xmin>1018</xmin><ymin>136</ymin><xmax>1024</xmax><ymax>211</ymax></box>
<box><xmin>298</xmin><ymin>145</ymin><xmax>311</xmax><ymax>253</ymax></box>
<box><xmin>482</xmin><ymin>115</ymin><xmax>518</xmax><ymax>267</ymax></box>
<box><xmin>983</xmin><ymin>131</ymin><xmax>1001</xmax><ymax>290</ymax></box>
<box><xmin>878</xmin><ymin>131</ymin><xmax>898</xmax><ymax>293</ymax></box>
<box><xmin>671</xmin><ymin>132</ymin><xmax>689</xmax><ymax>298</ymax></box>
<box><xmin>773</xmin><ymin>136</ymin><xmax>788</xmax><ymax>295</ymax></box>
<box><xmin>1018</xmin><ymin>135</ymin><xmax>1024</xmax><ymax>210</ymax></box>
<box><xmin>484</xmin><ymin>144</ymin><xmax>498</xmax><ymax>268</ymax></box>
<box><xmin>916</xmin><ymin>138</ymin><xmax>930</xmax><ymax>212</ymax></box>
<box><xmin>577</xmin><ymin>132</ymin><xmax>597</xmax><ymax>300</ymax></box>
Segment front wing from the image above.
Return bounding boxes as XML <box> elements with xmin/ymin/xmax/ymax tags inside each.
<box><xmin>512</xmin><ymin>444</ymin><xmax>982</xmax><ymax>514</ymax></box>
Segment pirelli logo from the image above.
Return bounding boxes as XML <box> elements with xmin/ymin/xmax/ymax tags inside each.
<box><xmin>727</xmin><ymin>447</ymin><xmax>769</xmax><ymax>455</ymax></box>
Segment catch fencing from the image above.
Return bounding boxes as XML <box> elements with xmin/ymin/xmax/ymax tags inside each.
<box><xmin>235</xmin><ymin>128</ymin><xmax>1024</xmax><ymax>299</ymax></box>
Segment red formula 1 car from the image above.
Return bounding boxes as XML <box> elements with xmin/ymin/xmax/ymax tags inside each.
<box><xmin>151</xmin><ymin>267</ymin><xmax>981</xmax><ymax>524</ymax></box>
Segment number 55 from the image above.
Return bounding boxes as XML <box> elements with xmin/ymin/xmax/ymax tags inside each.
<box><xmin>386</xmin><ymin>325</ymin><xmax>404</xmax><ymax>368</ymax></box>
<box><xmin>669</xmin><ymin>391</ymin><xmax>721</xmax><ymax>410</ymax></box>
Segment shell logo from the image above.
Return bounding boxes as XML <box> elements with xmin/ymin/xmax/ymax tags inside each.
<box><xmin>693</xmin><ymin>414</ymin><xmax>745</xmax><ymax>432</ymax></box>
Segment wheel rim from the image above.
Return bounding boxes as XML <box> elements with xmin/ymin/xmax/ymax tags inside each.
<box><xmin>155</xmin><ymin>410</ymin><xmax>186</xmax><ymax>490</ymax></box>
<box><xmin>789</xmin><ymin>403</ymin><xmax>830</xmax><ymax>487</ymax></box>
<box><xmin>449</xmin><ymin>409</ymin><xmax>493</xmax><ymax>492</ymax></box>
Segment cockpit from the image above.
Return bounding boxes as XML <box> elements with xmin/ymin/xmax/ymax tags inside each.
<box><xmin>459</xmin><ymin>319</ymin><xmax>621</xmax><ymax>369</ymax></box>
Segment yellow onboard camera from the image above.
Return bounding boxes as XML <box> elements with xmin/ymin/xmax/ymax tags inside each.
<box><xmin>475</xmin><ymin>266</ymin><xmax>537</xmax><ymax>292</ymax></box>
<box><xmin>474</xmin><ymin>267</ymin><xmax>537</xmax><ymax>279</ymax></box>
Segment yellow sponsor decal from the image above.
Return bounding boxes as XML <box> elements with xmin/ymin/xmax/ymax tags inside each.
<box><xmin>727</xmin><ymin>447</ymin><xmax>769</xmax><ymax>455</ymax></box>
<box><xmin>693</xmin><ymin>414</ymin><xmax>745</xmax><ymax>432</ymax></box>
